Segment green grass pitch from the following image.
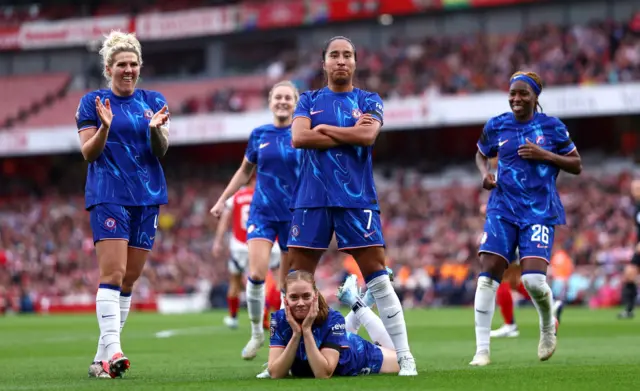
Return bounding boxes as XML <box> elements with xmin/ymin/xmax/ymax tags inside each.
<box><xmin>0</xmin><ymin>307</ymin><xmax>638</xmax><ymax>390</ymax></box>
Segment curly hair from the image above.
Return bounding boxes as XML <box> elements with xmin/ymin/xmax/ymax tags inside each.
<box><xmin>99</xmin><ymin>30</ymin><xmax>142</xmax><ymax>87</ymax></box>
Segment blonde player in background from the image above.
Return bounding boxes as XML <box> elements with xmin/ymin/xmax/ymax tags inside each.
<box><xmin>212</xmin><ymin>176</ymin><xmax>281</xmax><ymax>329</ymax></box>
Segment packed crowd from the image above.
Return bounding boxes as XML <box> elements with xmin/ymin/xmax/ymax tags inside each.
<box><xmin>173</xmin><ymin>16</ymin><xmax>640</xmax><ymax>116</ymax></box>
<box><xmin>0</xmin><ymin>161</ymin><xmax>636</xmax><ymax>312</ymax></box>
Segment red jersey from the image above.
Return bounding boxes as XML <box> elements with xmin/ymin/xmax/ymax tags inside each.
<box><xmin>226</xmin><ymin>187</ymin><xmax>254</xmax><ymax>243</ymax></box>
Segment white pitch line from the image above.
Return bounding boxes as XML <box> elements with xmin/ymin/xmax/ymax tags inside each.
<box><xmin>154</xmin><ymin>325</ymin><xmax>225</xmax><ymax>339</ymax></box>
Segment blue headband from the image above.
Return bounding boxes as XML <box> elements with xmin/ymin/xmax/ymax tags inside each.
<box><xmin>510</xmin><ymin>74</ymin><xmax>541</xmax><ymax>96</ymax></box>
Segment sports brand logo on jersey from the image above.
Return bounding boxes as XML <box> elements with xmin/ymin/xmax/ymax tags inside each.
<box><xmin>248</xmin><ymin>224</ymin><xmax>256</xmax><ymax>234</ymax></box>
<box><xmin>352</xmin><ymin>108</ymin><xmax>363</xmax><ymax>119</ymax></box>
<box><xmin>291</xmin><ymin>225</ymin><xmax>300</xmax><ymax>237</ymax></box>
<box><xmin>480</xmin><ymin>232</ymin><xmax>488</xmax><ymax>244</ymax></box>
<box><xmin>104</xmin><ymin>218</ymin><xmax>117</xmax><ymax>230</ymax></box>
<box><xmin>144</xmin><ymin>109</ymin><xmax>153</xmax><ymax>119</ymax></box>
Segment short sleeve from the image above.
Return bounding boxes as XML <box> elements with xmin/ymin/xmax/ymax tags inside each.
<box><xmin>245</xmin><ymin>128</ymin><xmax>259</xmax><ymax>164</ymax></box>
<box><xmin>76</xmin><ymin>93</ymin><xmax>98</xmax><ymax>132</ymax></box>
<box><xmin>363</xmin><ymin>92</ymin><xmax>384</xmax><ymax>125</ymax></box>
<box><xmin>293</xmin><ymin>92</ymin><xmax>311</xmax><ymax>121</ymax></box>
<box><xmin>269</xmin><ymin>311</ymin><xmax>287</xmax><ymax>348</ymax></box>
<box><xmin>477</xmin><ymin>118</ymin><xmax>498</xmax><ymax>158</ymax></box>
<box><xmin>551</xmin><ymin>119</ymin><xmax>576</xmax><ymax>155</ymax></box>
<box><xmin>320</xmin><ymin>311</ymin><xmax>348</xmax><ymax>351</ymax></box>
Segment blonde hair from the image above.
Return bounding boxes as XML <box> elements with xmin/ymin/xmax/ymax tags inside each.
<box><xmin>99</xmin><ymin>30</ymin><xmax>143</xmax><ymax>86</ymax></box>
<box><xmin>284</xmin><ymin>271</ymin><xmax>329</xmax><ymax>325</ymax></box>
<box><xmin>268</xmin><ymin>80</ymin><xmax>300</xmax><ymax>104</ymax></box>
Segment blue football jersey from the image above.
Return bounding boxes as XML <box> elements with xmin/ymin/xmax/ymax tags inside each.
<box><xmin>271</xmin><ymin>307</ymin><xmax>369</xmax><ymax>377</ymax></box>
<box><xmin>292</xmin><ymin>87</ymin><xmax>384</xmax><ymax>210</ymax></box>
<box><xmin>245</xmin><ymin>124</ymin><xmax>300</xmax><ymax>222</ymax></box>
<box><xmin>477</xmin><ymin>112</ymin><xmax>576</xmax><ymax>226</ymax></box>
<box><xmin>76</xmin><ymin>89</ymin><xmax>169</xmax><ymax>210</ymax></box>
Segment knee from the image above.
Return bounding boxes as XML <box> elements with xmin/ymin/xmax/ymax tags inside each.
<box><xmin>624</xmin><ymin>264</ymin><xmax>638</xmax><ymax>281</ymax></box>
<box><xmin>521</xmin><ymin>273</ymin><xmax>547</xmax><ymax>295</ymax></box>
<box><xmin>479</xmin><ymin>254</ymin><xmax>507</xmax><ymax>279</ymax></box>
<box><xmin>122</xmin><ymin>270</ymin><xmax>143</xmax><ymax>291</ymax></box>
<box><xmin>100</xmin><ymin>268</ymin><xmax>125</xmax><ymax>286</ymax></box>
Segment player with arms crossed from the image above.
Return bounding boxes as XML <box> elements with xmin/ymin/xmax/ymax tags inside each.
<box><xmin>287</xmin><ymin>36</ymin><xmax>416</xmax><ymax>376</ymax></box>
<box><xmin>267</xmin><ymin>271</ymin><xmax>400</xmax><ymax>379</ymax></box>
<box><xmin>212</xmin><ymin>176</ymin><xmax>281</xmax><ymax>329</ymax></box>
<box><xmin>211</xmin><ymin>81</ymin><xmax>300</xmax><ymax>360</ymax></box>
<box><xmin>78</xmin><ymin>31</ymin><xmax>170</xmax><ymax>378</ymax></box>
<box><xmin>618</xmin><ymin>179</ymin><xmax>640</xmax><ymax>319</ymax></box>
<box><xmin>471</xmin><ymin>71</ymin><xmax>582</xmax><ymax>366</ymax></box>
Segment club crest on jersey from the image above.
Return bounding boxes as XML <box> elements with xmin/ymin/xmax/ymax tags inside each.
<box><xmin>352</xmin><ymin>108</ymin><xmax>363</xmax><ymax>119</ymax></box>
<box><xmin>536</xmin><ymin>135</ymin><xmax>546</xmax><ymax>145</ymax></box>
<box><xmin>144</xmin><ymin>109</ymin><xmax>154</xmax><ymax>119</ymax></box>
<box><xmin>104</xmin><ymin>218</ymin><xmax>117</xmax><ymax>230</ymax></box>
<box><xmin>291</xmin><ymin>225</ymin><xmax>300</xmax><ymax>237</ymax></box>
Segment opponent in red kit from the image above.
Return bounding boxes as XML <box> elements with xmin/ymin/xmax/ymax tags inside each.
<box><xmin>212</xmin><ymin>176</ymin><xmax>281</xmax><ymax>329</ymax></box>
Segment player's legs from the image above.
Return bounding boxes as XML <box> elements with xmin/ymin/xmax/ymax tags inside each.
<box><xmin>89</xmin><ymin>204</ymin><xmax>131</xmax><ymax>378</ymax></box>
<box><xmin>275</xmin><ymin>223</ymin><xmax>291</xmax><ymax>309</ymax></box>
<box><xmin>225</xmin><ymin>273</ymin><xmax>243</xmax><ymax>329</ymax></box>
<box><xmin>243</xmin><ymin>238</ymin><xmax>274</xmax><ymax>359</ymax></box>
<box><xmin>471</xmin><ymin>214</ymin><xmax>517</xmax><ymax>366</ymax></box>
<box><xmin>287</xmin><ymin>208</ymin><xmax>333</xmax><ymax>273</ymax></box>
<box><xmin>337</xmin><ymin>274</ymin><xmax>394</xmax><ymax>349</ymax></box>
<box><xmin>333</xmin><ymin>208</ymin><xmax>416</xmax><ymax>376</ymax></box>
<box><xmin>618</xmin><ymin>253</ymin><xmax>639</xmax><ymax>319</ymax></box>
<box><xmin>519</xmin><ymin>224</ymin><xmax>557</xmax><ymax>361</ymax></box>
<box><xmin>491</xmin><ymin>265</ymin><xmax>520</xmax><ymax>338</ymax></box>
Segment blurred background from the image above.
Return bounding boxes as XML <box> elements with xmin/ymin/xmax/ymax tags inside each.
<box><xmin>0</xmin><ymin>0</ymin><xmax>639</xmax><ymax>316</ymax></box>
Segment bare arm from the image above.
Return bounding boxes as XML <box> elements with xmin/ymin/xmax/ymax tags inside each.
<box><xmin>291</xmin><ymin>117</ymin><xmax>341</xmax><ymax>149</ymax></box>
<box><xmin>475</xmin><ymin>150</ymin><xmax>491</xmax><ymax>177</ymax></box>
<box><xmin>216</xmin><ymin>158</ymin><xmax>256</xmax><ymax>206</ymax></box>
<box><xmin>544</xmin><ymin>149</ymin><xmax>582</xmax><ymax>175</ymax></box>
<box><xmin>150</xmin><ymin>125</ymin><xmax>169</xmax><ymax>158</ymax></box>
<box><xmin>301</xmin><ymin>329</ymin><xmax>340</xmax><ymax>379</ymax></box>
<box><xmin>267</xmin><ymin>333</ymin><xmax>302</xmax><ymax>379</ymax></box>
<box><xmin>316</xmin><ymin>115</ymin><xmax>381</xmax><ymax>147</ymax></box>
<box><xmin>213</xmin><ymin>207</ymin><xmax>232</xmax><ymax>247</ymax></box>
<box><xmin>79</xmin><ymin>126</ymin><xmax>109</xmax><ymax>162</ymax></box>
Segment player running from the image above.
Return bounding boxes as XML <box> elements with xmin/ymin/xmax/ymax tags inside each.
<box><xmin>618</xmin><ymin>179</ymin><xmax>640</xmax><ymax>319</ymax></box>
<box><xmin>210</xmin><ymin>81</ymin><xmax>300</xmax><ymax>360</ymax></box>
<box><xmin>79</xmin><ymin>31</ymin><xmax>170</xmax><ymax>378</ymax></box>
<box><xmin>287</xmin><ymin>35</ymin><xmax>416</xmax><ymax>376</ymax></box>
<box><xmin>266</xmin><ymin>271</ymin><xmax>400</xmax><ymax>379</ymax></box>
<box><xmin>471</xmin><ymin>71</ymin><xmax>582</xmax><ymax>366</ymax></box>
<box><xmin>211</xmin><ymin>176</ymin><xmax>281</xmax><ymax>329</ymax></box>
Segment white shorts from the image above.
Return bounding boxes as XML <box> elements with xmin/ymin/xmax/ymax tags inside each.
<box><xmin>228</xmin><ymin>237</ymin><xmax>281</xmax><ymax>275</ymax></box>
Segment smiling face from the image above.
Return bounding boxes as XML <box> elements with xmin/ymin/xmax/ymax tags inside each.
<box><xmin>508</xmin><ymin>80</ymin><xmax>536</xmax><ymax>121</ymax></box>
<box><xmin>269</xmin><ymin>85</ymin><xmax>296</xmax><ymax>123</ymax></box>
<box><xmin>106</xmin><ymin>51</ymin><xmax>140</xmax><ymax>97</ymax></box>
<box><xmin>323</xmin><ymin>39</ymin><xmax>356</xmax><ymax>87</ymax></box>
<box><xmin>285</xmin><ymin>279</ymin><xmax>315</xmax><ymax>322</ymax></box>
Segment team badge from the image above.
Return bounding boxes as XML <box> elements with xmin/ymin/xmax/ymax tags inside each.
<box><xmin>352</xmin><ymin>108</ymin><xmax>362</xmax><ymax>119</ymax></box>
<box><xmin>291</xmin><ymin>225</ymin><xmax>300</xmax><ymax>237</ymax></box>
<box><xmin>104</xmin><ymin>218</ymin><xmax>117</xmax><ymax>230</ymax></box>
<box><xmin>144</xmin><ymin>109</ymin><xmax>154</xmax><ymax>119</ymax></box>
<box><xmin>536</xmin><ymin>135</ymin><xmax>546</xmax><ymax>145</ymax></box>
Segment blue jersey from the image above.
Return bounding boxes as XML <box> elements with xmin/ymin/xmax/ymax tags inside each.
<box><xmin>292</xmin><ymin>87</ymin><xmax>384</xmax><ymax>210</ymax></box>
<box><xmin>245</xmin><ymin>124</ymin><xmax>300</xmax><ymax>222</ymax></box>
<box><xmin>477</xmin><ymin>112</ymin><xmax>576</xmax><ymax>226</ymax></box>
<box><xmin>270</xmin><ymin>308</ymin><xmax>379</xmax><ymax>377</ymax></box>
<box><xmin>76</xmin><ymin>89</ymin><xmax>169</xmax><ymax>210</ymax></box>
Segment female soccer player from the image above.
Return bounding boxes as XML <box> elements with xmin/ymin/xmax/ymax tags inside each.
<box><xmin>618</xmin><ymin>179</ymin><xmax>640</xmax><ymax>319</ymax></box>
<box><xmin>210</xmin><ymin>81</ymin><xmax>300</xmax><ymax>360</ymax></box>
<box><xmin>77</xmin><ymin>31</ymin><xmax>170</xmax><ymax>378</ymax></box>
<box><xmin>287</xmin><ymin>36</ymin><xmax>417</xmax><ymax>376</ymax></box>
<box><xmin>471</xmin><ymin>71</ymin><xmax>582</xmax><ymax>366</ymax></box>
<box><xmin>266</xmin><ymin>271</ymin><xmax>399</xmax><ymax>379</ymax></box>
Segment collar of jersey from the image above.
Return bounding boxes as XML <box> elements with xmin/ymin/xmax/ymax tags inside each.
<box><xmin>510</xmin><ymin>111</ymin><xmax>539</xmax><ymax>126</ymax></box>
<box><xmin>107</xmin><ymin>89</ymin><xmax>136</xmax><ymax>101</ymax></box>
<box><xmin>323</xmin><ymin>86</ymin><xmax>355</xmax><ymax>96</ymax></box>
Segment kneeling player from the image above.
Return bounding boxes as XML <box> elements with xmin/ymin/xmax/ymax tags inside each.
<box><xmin>266</xmin><ymin>271</ymin><xmax>399</xmax><ymax>379</ymax></box>
<box><xmin>212</xmin><ymin>182</ymin><xmax>280</xmax><ymax>329</ymax></box>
